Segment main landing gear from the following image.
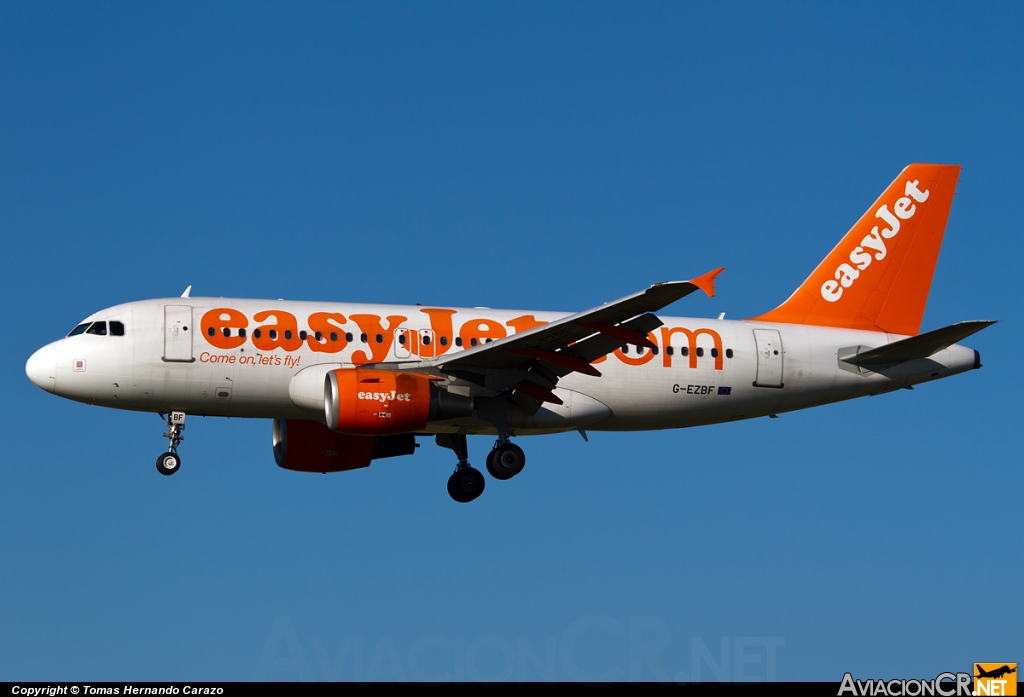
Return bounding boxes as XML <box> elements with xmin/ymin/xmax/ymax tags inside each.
<box><xmin>437</xmin><ymin>434</ymin><xmax>485</xmax><ymax>503</ymax></box>
<box><xmin>486</xmin><ymin>438</ymin><xmax>526</xmax><ymax>481</ymax></box>
<box><xmin>156</xmin><ymin>411</ymin><xmax>186</xmax><ymax>476</ymax></box>
<box><xmin>437</xmin><ymin>433</ymin><xmax>527</xmax><ymax>502</ymax></box>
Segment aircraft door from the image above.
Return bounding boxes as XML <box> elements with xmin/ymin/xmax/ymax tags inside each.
<box><xmin>753</xmin><ymin>328</ymin><xmax>783</xmax><ymax>387</ymax></box>
<box><xmin>163</xmin><ymin>305</ymin><xmax>194</xmax><ymax>362</ymax></box>
<box><xmin>394</xmin><ymin>328</ymin><xmax>435</xmax><ymax>358</ymax></box>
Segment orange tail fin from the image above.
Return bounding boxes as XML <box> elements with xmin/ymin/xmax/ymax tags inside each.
<box><xmin>753</xmin><ymin>164</ymin><xmax>960</xmax><ymax>336</ymax></box>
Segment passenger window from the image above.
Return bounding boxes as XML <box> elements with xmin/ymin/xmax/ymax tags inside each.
<box><xmin>711</xmin><ymin>348</ymin><xmax>719</xmax><ymax>358</ymax></box>
<box><xmin>207</xmin><ymin>327</ymin><xmax>216</xmax><ymax>337</ymax></box>
<box><xmin>284</xmin><ymin>330</ymin><xmax>293</xmax><ymax>340</ymax></box>
<box><xmin>330</xmin><ymin>332</ymin><xmax>338</xmax><ymax>342</ymax></box>
<box><xmin>299</xmin><ymin>330</ymin><xmax>307</xmax><ymax>341</ymax></box>
<box><xmin>455</xmin><ymin>337</ymin><xmax>463</xmax><ymax>347</ymax></box>
<box><xmin>87</xmin><ymin>321</ymin><xmax>107</xmax><ymax>336</ymax></box>
<box><xmin>621</xmin><ymin>345</ymin><xmax>629</xmax><ymax>355</ymax></box>
<box><xmin>375</xmin><ymin>333</ymin><xmax>383</xmax><ymax>344</ymax></box>
<box><xmin>423</xmin><ymin>335</ymin><xmax>431</xmax><ymax>345</ymax></box>
<box><xmin>346</xmin><ymin>332</ymin><xmax>353</xmax><ymax>342</ymax></box>
<box><xmin>398</xmin><ymin>334</ymin><xmax>406</xmax><ymax>345</ymax></box>
<box><xmin>239</xmin><ymin>328</ymin><xmax>247</xmax><ymax>338</ymax></box>
<box><xmin>360</xmin><ymin>333</ymin><xmax>368</xmax><ymax>343</ymax></box>
<box><xmin>223</xmin><ymin>328</ymin><xmax>232</xmax><ymax>337</ymax></box>
<box><xmin>470</xmin><ymin>338</ymin><xmax>478</xmax><ymax>347</ymax></box>
<box><xmin>681</xmin><ymin>346</ymin><xmax>689</xmax><ymax>356</ymax></box>
<box><xmin>315</xmin><ymin>331</ymin><xmax>323</xmax><ymax>341</ymax></box>
<box><xmin>110</xmin><ymin>321</ymin><xmax>125</xmax><ymax>336</ymax></box>
<box><xmin>269</xmin><ymin>330</ymin><xmax>278</xmax><ymax>340</ymax></box>
<box><xmin>726</xmin><ymin>349</ymin><xmax>733</xmax><ymax>358</ymax></box>
<box><xmin>440</xmin><ymin>336</ymin><xmax>448</xmax><ymax>346</ymax></box>
<box><xmin>68</xmin><ymin>323</ymin><xmax>91</xmax><ymax>337</ymax></box>
<box><xmin>253</xmin><ymin>329</ymin><xmax>262</xmax><ymax>339</ymax></box>
<box><xmin>652</xmin><ymin>346</ymin><xmax>659</xmax><ymax>355</ymax></box>
<box><xmin>696</xmin><ymin>347</ymin><xmax>704</xmax><ymax>357</ymax></box>
<box><xmin>666</xmin><ymin>346</ymin><xmax>674</xmax><ymax>356</ymax></box>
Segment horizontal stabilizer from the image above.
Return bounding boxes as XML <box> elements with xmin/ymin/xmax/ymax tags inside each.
<box><xmin>841</xmin><ymin>320</ymin><xmax>996</xmax><ymax>366</ymax></box>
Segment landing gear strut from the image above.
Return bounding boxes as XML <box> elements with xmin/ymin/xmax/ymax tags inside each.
<box><xmin>437</xmin><ymin>434</ymin><xmax>485</xmax><ymax>503</ymax></box>
<box><xmin>486</xmin><ymin>437</ymin><xmax>526</xmax><ymax>481</ymax></box>
<box><xmin>156</xmin><ymin>411</ymin><xmax>185</xmax><ymax>476</ymax></box>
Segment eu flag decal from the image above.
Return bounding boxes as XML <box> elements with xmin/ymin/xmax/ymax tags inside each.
<box><xmin>718</xmin><ymin>386</ymin><xmax>732</xmax><ymax>395</ymax></box>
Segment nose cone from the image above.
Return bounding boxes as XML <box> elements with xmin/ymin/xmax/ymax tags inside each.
<box><xmin>26</xmin><ymin>345</ymin><xmax>57</xmax><ymax>393</ymax></box>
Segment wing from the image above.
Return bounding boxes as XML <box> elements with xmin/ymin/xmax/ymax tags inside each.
<box><xmin>377</xmin><ymin>268</ymin><xmax>723</xmax><ymax>415</ymax></box>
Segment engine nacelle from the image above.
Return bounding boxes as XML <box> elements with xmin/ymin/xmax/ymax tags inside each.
<box><xmin>324</xmin><ymin>368</ymin><xmax>473</xmax><ymax>435</ymax></box>
<box><xmin>272</xmin><ymin>419</ymin><xmax>419</xmax><ymax>473</ymax></box>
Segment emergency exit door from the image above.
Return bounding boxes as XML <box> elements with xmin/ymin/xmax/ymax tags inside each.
<box><xmin>753</xmin><ymin>328</ymin><xmax>784</xmax><ymax>387</ymax></box>
<box><xmin>394</xmin><ymin>328</ymin><xmax>436</xmax><ymax>358</ymax></box>
<box><xmin>163</xmin><ymin>305</ymin><xmax>194</xmax><ymax>362</ymax></box>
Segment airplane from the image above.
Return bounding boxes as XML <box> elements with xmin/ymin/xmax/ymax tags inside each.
<box><xmin>976</xmin><ymin>665</ymin><xmax>1017</xmax><ymax>680</ymax></box>
<box><xmin>25</xmin><ymin>163</ymin><xmax>994</xmax><ymax>503</ymax></box>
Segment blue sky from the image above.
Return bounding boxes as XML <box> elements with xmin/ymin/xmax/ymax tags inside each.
<box><xmin>1</xmin><ymin>2</ymin><xmax>1020</xmax><ymax>681</ymax></box>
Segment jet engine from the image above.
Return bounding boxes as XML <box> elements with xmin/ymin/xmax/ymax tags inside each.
<box><xmin>324</xmin><ymin>368</ymin><xmax>473</xmax><ymax>435</ymax></box>
<box><xmin>272</xmin><ymin>418</ymin><xmax>418</xmax><ymax>473</ymax></box>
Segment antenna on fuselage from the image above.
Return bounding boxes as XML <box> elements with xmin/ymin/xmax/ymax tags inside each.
<box><xmin>181</xmin><ymin>285</ymin><xmax>192</xmax><ymax>298</ymax></box>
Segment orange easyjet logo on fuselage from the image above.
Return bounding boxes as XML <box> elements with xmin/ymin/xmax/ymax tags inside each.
<box><xmin>199</xmin><ymin>308</ymin><xmax>726</xmax><ymax>371</ymax></box>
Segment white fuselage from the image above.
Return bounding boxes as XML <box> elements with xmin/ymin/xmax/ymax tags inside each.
<box><xmin>25</xmin><ymin>297</ymin><xmax>980</xmax><ymax>436</ymax></box>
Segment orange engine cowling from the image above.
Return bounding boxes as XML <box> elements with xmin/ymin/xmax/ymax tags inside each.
<box><xmin>324</xmin><ymin>368</ymin><xmax>474</xmax><ymax>435</ymax></box>
<box><xmin>325</xmin><ymin>368</ymin><xmax>437</xmax><ymax>435</ymax></box>
<box><xmin>272</xmin><ymin>419</ymin><xmax>419</xmax><ymax>473</ymax></box>
<box><xmin>273</xmin><ymin>418</ymin><xmax>375</xmax><ymax>472</ymax></box>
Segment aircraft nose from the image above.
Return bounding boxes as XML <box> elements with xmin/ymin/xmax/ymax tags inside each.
<box><xmin>26</xmin><ymin>345</ymin><xmax>57</xmax><ymax>393</ymax></box>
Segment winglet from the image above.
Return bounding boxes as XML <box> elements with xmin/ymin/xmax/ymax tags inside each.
<box><xmin>688</xmin><ymin>268</ymin><xmax>724</xmax><ymax>298</ymax></box>
<box><xmin>181</xmin><ymin>285</ymin><xmax>192</xmax><ymax>298</ymax></box>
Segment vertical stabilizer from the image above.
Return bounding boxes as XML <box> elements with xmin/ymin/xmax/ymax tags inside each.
<box><xmin>753</xmin><ymin>164</ymin><xmax>960</xmax><ymax>336</ymax></box>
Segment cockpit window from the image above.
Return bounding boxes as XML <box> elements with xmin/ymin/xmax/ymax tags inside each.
<box><xmin>67</xmin><ymin>320</ymin><xmax>124</xmax><ymax>337</ymax></box>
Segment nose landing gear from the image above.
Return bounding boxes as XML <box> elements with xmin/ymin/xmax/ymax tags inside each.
<box><xmin>156</xmin><ymin>411</ymin><xmax>186</xmax><ymax>476</ymax></box>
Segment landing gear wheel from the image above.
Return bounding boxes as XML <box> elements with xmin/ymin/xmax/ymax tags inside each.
<box><xmin>447</xmin><ymin>467</ymin><xmax>485</xmax><ymax>503</ymax></box>
<box><xmin>156</xmin><ymin>451</ymin><xmax>181</xmax><ymax>476</ymax></box>
<box><xmin>486</xmin><ymin>443</ymin><xmax>526</xmax><ymax>481</ymax></box>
